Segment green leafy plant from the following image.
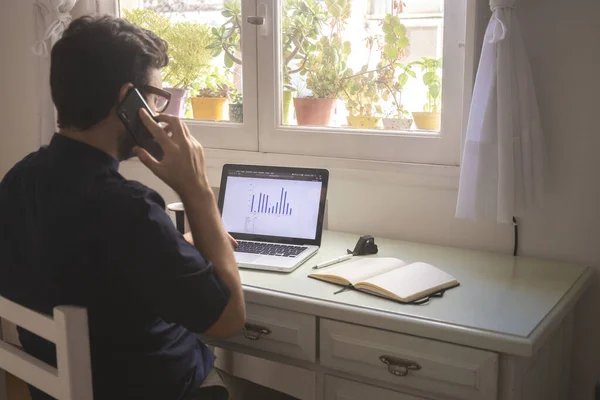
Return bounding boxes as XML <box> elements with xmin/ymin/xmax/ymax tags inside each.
<box><xmin>196</xmin><ymin>85</ymin><xmax>231</xmax><ymax>98</ymax></box>
<box><xmin>190</xmin><ymin>67</ymin><xmax>233</xmax><ymax>98</ymax></box>
<box><xmin>282</xmin><ymin>0</ymin><xmax>329</xmax><ymax>88</ymax></box>
<box><xmin>304</xmin><ymin>35</ymin><xmax>351</xmax><ymax>98</ymax></box>
<box><xmin>412</xmin><ymin>57</ymin><xmax>443</xmax><ymax>112</ymax></box>
<box><xmin>379</xmin><ymin>63</ymin><xmax>415</xmax><ymax>119</ymax></box>
<box><xmin>163</xmin><ymin>22</ymin><xmax>213</xmax><ymax>88</ymax></box>
<box><xmin>341</xmin><ymin>35</ymin><xmax>384</xmax><ymax>117</ymax></box>
<box><xmin>299</xmin><ymin>0</ymin><xmax>352</xmax><ymax>99</ymax></box>
<box><xmin>123</xmin><ymin>9</ymin><xmax>170</xmax><ymax>37</ymax></box>
<box><xmin>123</xmin><ymin>9</ymin><xmax>213</xmax><ymax>89</ymax></box>
<box><xmin>380</xmin><ymin>13</ymin><xmax>409</xmax><ymax>62</ymax></box>
<box><xmin>229</xmin><ymin>89</ymin><xmax>243</xmax><ymax>104</ymax></box>
<box><xmin>208</xmin><ymin>0</ymin><xmax>329</xmax><ymax>90</ymax></box>
<box><xmin>339</xmin><ymin>3</ymin><xmax>410</xmax><ymax>117</ymax></box>
<box><xmin>344</xmin><ymin>77</ymin><xmax>382</xmax><ymax>117</ymax></box>
<box><xmin>207</xmin><ymin>1</ymin><xmax>242</xmax><ymax>68</ymax></box>
<box><xmin>376</xmin><ymin>13</ymin><xmax>411</xmax><ymax>119</ymax></box>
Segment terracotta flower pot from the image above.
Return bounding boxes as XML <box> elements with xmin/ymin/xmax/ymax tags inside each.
<box><xmin>293</xmin><ymin>97</ymin><xmax>336</xmax><ymax>126</ymax></box>
<box><xmin>347</xmin><ymin>115</ymin><xmax>382</xmax><ymax>129</ymax></box>
<box><xmin>163</xmin><ymin>87</ymin><xmax>189</xmax><ymax>118</ymax></box>
<box><xmin>191</xmin><ymin>97</ymin><xmax>227</xmax><ymax>121</ymax></box>
<box><xmin>412</xmin><ymin>112</ymin><xmax>441</xmax><ymax>131</ymax></box>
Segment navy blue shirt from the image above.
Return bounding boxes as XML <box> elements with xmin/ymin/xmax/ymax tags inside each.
<box><xmin>0</xmin><ymin>134</ymin><xmax>230</xmax><ymax>400</ymax></box>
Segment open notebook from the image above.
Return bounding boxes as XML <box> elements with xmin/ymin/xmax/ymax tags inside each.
<box><xmin>309</xmin><ymin>257</ymin><xmax>459</xmax><ymax>303</ymax></box>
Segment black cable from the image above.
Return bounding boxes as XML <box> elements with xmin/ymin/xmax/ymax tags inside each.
<box><xmin>512</xmin><ymin>217</ymin><xmax>519</xmax><ymax>256</ymax></box>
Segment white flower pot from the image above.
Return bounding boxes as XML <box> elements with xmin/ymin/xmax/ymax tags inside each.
<box><xmin>382</xmin><ymin>117</ymin><xmax>413</xmax><ymax>131</ymax></box>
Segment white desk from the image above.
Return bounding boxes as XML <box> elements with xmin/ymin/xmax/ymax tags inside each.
<box><xmin>207</xmin><ymin>231</ymin><xmax>593</xmax><ymax>400</ymax></box>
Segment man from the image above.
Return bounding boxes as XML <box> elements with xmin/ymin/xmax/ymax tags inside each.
<box><xmin>0</xmin><ymin>16</ymin><xmax>245</xmax><ymax>400</ymax></box>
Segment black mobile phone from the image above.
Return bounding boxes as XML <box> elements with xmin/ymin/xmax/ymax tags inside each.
<box><xmin>116</xmin><ymin>87</ymin><xmax>164</xmax><ymax>161</ymax></box>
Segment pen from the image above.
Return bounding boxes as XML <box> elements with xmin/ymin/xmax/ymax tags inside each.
<box><xmin>312</xmin><ymin>254</ymin><xmax>353</xmax><ymax>270</ymax></box>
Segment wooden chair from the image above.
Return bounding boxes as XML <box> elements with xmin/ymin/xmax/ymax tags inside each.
<box><xmin>0</xmin><ymin>296</ymin><xmax>92</xmax><ymax>399</ymax></box>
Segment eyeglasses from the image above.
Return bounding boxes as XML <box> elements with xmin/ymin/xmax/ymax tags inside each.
<box><xmin>142</xmin><ymin>85</ymin><xmax>172</xmax><ymax>113</ymax></box>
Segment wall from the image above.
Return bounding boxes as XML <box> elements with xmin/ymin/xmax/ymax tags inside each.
<box><xmin>1</xmin><ymin>0</ymin><xmax>599</xmax><ymax>398</ymax></box>
<box><xmin>518</xmin><ymin>0</ymin><xmax>600</xmax><ymax>397</ymax></box>
<box><xmin>0</xmin><ymin>0</ymin><xmax>39</xmax><ymax>176</ymax></box>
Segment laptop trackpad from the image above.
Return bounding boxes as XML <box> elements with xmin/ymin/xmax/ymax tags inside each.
<box><xmin>235</xmin><ymin>252</ymin><xmax>261</xmax><ymax>264</ymax></box>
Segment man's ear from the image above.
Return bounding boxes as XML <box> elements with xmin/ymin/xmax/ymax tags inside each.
<box><xmin>117</xmin><ymin>83</ymin><xmax>134</xmax><ymax>104</ymax></box>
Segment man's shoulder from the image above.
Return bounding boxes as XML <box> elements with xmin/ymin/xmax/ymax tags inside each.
<box><xmin>100</xmin><ymin>177</ymin><xmax>167</xmax><ymax>212</ymax></box>
<box><xmin>0</xmin><ymin>148</ymin><xmax>47</xmax><ymax>191</ymax></box>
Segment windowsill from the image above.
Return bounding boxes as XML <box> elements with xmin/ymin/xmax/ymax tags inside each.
<box><xmin>201</xmin><ymin>148</ymin><xmax>460</xmax><ymax>190</ymax></box>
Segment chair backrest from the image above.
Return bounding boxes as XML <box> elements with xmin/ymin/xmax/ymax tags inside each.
<box><xmin>0</xmin><ymin>296</ymin><xmax>93</xmax><ymax>399</ymax></box>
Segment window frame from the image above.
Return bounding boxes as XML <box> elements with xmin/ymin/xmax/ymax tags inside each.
<box><xmin>104</xmin><ymin>0</ymin><xmax>477</xmax><ymax>167</ymax></box>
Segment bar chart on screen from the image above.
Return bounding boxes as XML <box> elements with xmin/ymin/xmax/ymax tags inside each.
<box><xmin>222</xmin><ymin>176</ymin><xmax>322</xmax><ymax>239</ymax></box>
<box><xmin>250</xmin><ymin>187</ymin><xmax>293</xmax><ymax>216</ymax></box>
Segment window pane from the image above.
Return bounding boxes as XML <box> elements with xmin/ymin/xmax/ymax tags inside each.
<box><xmin>120</xmin><ymin>0</ymin><xmax>244</xmax><ymax>123</ymax></box>
<box><xmin>281</xmin><ymin>0</ymin><xmax>444</xmax><ymax>132</ymax></box>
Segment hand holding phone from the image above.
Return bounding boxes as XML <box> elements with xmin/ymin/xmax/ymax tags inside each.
<box><xmin>116</xmin><ymin>87</ymin><xmax>164</xmax><ymax>161</ymax></box>
<box><xmin>135</xmin><ymin>110</ymin><xmax>212</xmax><ymax>199</ymax></box>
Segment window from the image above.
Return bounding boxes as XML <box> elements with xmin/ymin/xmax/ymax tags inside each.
<box><xmin>279</xmin><ymin>0</ymin><xmax>444</xmax><ymax>131</ymax></box>
<box><xmin>112</xmin><ymin>0</ymin><xmax>473</xmax><ymax>165</ymax></box>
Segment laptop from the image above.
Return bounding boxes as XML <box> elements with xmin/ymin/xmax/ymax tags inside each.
<box><xmin>218</xmin><ymin>164</ymin><xmax>329</xmax><ymax>273</ymax></box>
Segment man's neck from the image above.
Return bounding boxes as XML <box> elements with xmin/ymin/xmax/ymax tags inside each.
<box><xmin>58</xmin><ymin>122</ymin><xmax>118</xmax><ymax>160</ymax></box>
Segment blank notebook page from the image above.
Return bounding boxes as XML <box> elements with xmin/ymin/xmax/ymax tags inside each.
<box><xmin>363</xmin><ymin>262</ymin><xmax>457</xmax><ymax>299</ymax></box>
<box><xmin>323</xmin><ymin>257</ymin><xmax>404</xmax><ymax>285</ymax></box>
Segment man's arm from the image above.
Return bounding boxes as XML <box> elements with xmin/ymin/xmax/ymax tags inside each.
<box><xmin>179</xmin><ymin>187</ymin><xmax>245</xmax><ymax>338</ymax></box>
<box><xmin>135</xmin><ymin>110</ymin><xmax>245</xmax><ymax>338</ymax></box>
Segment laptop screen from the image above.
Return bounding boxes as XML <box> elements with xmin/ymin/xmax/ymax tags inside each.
<box><xmin>219</xmin><ymin>165</ymin><xmax>329</xmax><ymax>245</ymax></box>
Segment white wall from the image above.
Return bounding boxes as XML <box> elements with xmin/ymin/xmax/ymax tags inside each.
<box><xmin>1</xmin><ymin>0</ymin><xmax>599</xmax><ymax>398</ymax></box>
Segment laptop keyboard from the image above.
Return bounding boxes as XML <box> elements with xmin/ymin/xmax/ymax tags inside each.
<box><xmin>235</xmin><ymin>241</ymin><xmax>308</xmax><ymax>258</ymax></box>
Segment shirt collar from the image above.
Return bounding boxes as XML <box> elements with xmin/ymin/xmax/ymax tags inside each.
<box><xmin>48</xmin><ymin>133</ymin><xmax>120</xmax><ymax>172</ymax></box>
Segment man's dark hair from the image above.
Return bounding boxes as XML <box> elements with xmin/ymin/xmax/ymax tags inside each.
<box><xmin>51</xmin><ymin>15</ymin><xmax>168</xmax><ymax>130</ymax></box>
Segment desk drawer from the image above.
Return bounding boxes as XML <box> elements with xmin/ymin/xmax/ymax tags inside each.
<box><xmin>218</xmin><ymin>303</ymin><xmax>316</xmax><ymax>362</ymax></box>
<box><xmin>320</xmin><ymin>319</ymin><xmax>498</xmax><ymax>400</ymax></box>
<box><xmin>325</xmin><ymin>375</ymin><xmax>429</xmax><ymax>400</ymax></box>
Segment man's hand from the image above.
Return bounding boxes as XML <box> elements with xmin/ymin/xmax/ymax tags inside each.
<box><xmin>135</xmin><ymin>110</ymin><xmax>210</xmax><ymax>199</ymax></box>
<box><xmin>184</xmin><ymin>232</ymin><xmax>238</xmax><ymax>249</ymax></box>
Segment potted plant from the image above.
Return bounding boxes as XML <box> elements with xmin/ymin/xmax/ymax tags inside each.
<box><xmin>124</xmin><ymin>9</ymin><xmax>213</xmax><ymax>118</ymax></box>
<box><xmin>293</xmin><ymin>0</ymin><xmax>352</xmax><ymax>126</ymax></box>
<box><xmin>372</xmin><ymin>12</ymin><xmax>413</xmax><ymax>130</ymax></box>
<box><xmin>380</xmin><ymin>63</ymin><xmax>415</xmax><ymax>130</ymax></box>
<box><xmin>162</xmin><ymin>21</ymin><xmax>213</xmax><ymax>117</ymax></box>
<box><xmin>228</xmin><ymin>89</ymin><xmax>243</xmax><ymax>123</ymax></box>
<box><xmin>282</xmin><ymin>0</ymin><xmax>328</xmax><ymax>124</ymax></box>
<box><xmin>411</xmin><ymin>57</ymin><xmax>443</xmax><ymax>131</ymax></box>
<box><xmin>190</xmin><ymin>69</ymin><xmax>232</xmax><ymax>121</ymax></box>
<box><xmin>341</xmin><ymin>35</ymin><xmax>384</xmax><ymax>129</ymax></box>
<box><xmin>294</xmin><ymin>35</ymin><xmax>351</xmax><ymax>126</ymax></box>
<box><xmin>343</xmin><ymin>66</ymin><xmax>383</xmax><ymax>128</ymax></box>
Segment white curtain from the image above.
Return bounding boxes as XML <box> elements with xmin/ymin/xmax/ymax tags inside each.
<box><xmin>32</xmin><ymin>0</ymin><xmax>96</xmax><ymax>145</ymax></box>
<box><xmin>455</xmin><ymin>0</ymin><xmax>544</xmax><ymax>224</ymax></box>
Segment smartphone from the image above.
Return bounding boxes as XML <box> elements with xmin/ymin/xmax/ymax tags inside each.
<box><xmin>116</xmin><ymin>87</ymin><xmax>164</xmax><ymax>161</ymax></box>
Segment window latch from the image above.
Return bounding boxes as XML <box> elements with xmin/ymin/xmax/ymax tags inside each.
<box><xmin>247</xmin><ymin>4</ymin><xmax>269</xmax><ymax>36</ymax></box>
<box><xmin>247</xmin><ymin>16</ymin><xmax>265</xmax><ymax>26</ymax></box>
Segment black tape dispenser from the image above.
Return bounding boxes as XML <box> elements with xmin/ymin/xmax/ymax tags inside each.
<box><xmin>347</xmin><ymin>235</ymin><xmax>378</xmax><ymax>256</ymax></box>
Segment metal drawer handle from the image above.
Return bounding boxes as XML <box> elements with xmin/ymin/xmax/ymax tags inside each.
<box><xmin>243</xmin><ymin>323</ymin><xmax>271</xmax><ymax>341</ymax></box>
<box><xmin>247</xmin><ymin>16</ymin><xmax>265</xmax><ymax>26</ymax></box>
<box><xmin>379</xmin><ymin>355</ymin><xmax>421</xmax><ymax>377</ymax></box>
